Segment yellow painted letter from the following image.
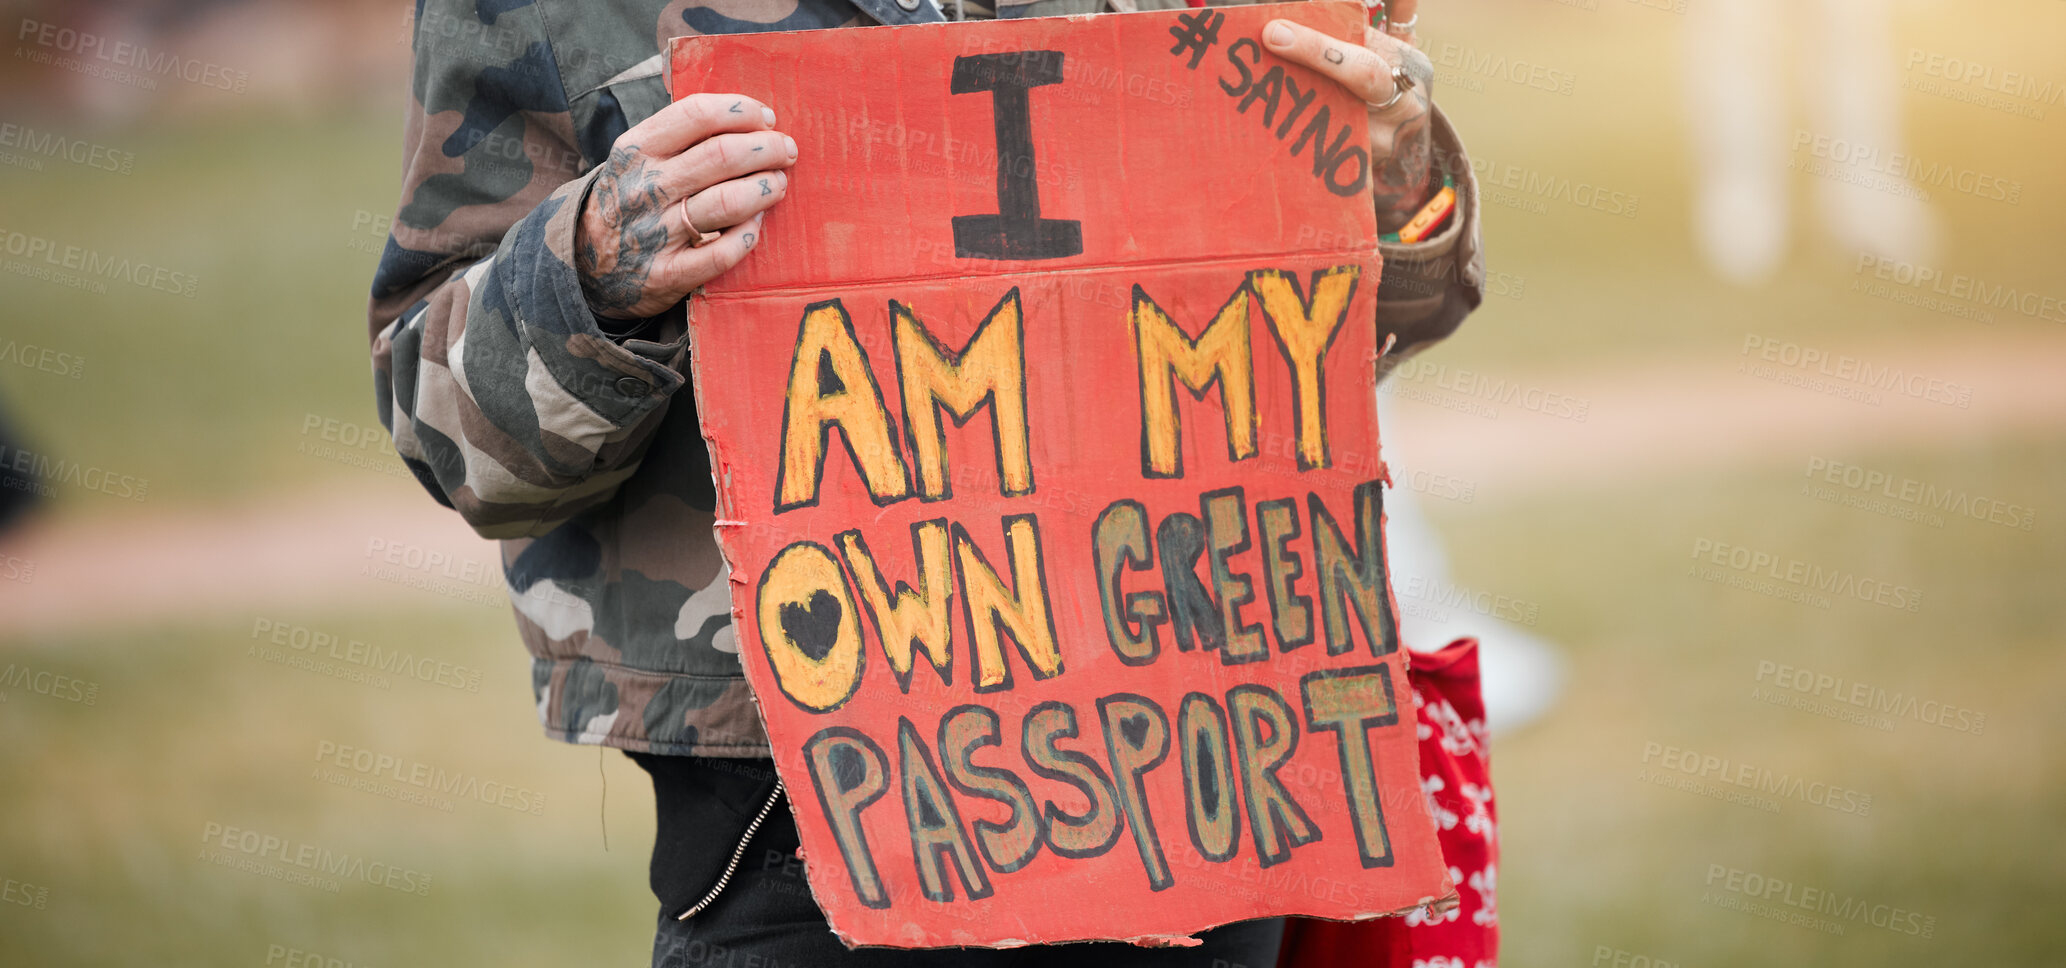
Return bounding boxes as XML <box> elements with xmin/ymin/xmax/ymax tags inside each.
<box><xmin>1250</xmin><ymin>267</ymin><xmax>1361</xmax><ymax>471</ymax></box>
<box><xmin>839</xmin><ymin>521</ymin><xmax>956</xmax><ymax>691</ymax></box>
<box><xmin>756</xmin><ymin>541</ymin><xmax>868</xmax><ymax>712</ymax></box>
<box><xmin>893</xmin><ymin>290</ymin><xmax>1032</xmax><ymax>501</ymax></box>
<box><xmin>774</xmin><ymin>299</ymin><xmax>909</xmax><ymax>512</ymax></box>
<box><xmin>1131</xmin><ymin>284</ymin><xmax>1257</xmax><ymax>479</ymax></box>
<box><xmin>954</xmin><ymin>515</ymin><xmax>1063</xmax><ymax>691</ymax></box>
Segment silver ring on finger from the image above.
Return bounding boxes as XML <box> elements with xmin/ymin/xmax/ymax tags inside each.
<box><xmin>679</xmin><ymin>195</ymin><xmax>722</xmax><ymax>248</ymax></box>
<box><xmin>1375</xmin><ymin>63</ymin><xmax>1416</xmax><ymax>110</ymax></box>
<box><xmin>1385</xmin><ymin>12</ymin><xmax>1417</xmax><ymax>32</ymax></box>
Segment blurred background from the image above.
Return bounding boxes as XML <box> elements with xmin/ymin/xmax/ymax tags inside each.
<box><xmin>0</xmin><ymin>0</ymin><xmax>2060</xmax><ymax>963</ymax></box>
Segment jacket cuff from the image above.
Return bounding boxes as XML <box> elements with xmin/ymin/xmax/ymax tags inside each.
<box><xmin>1374</xmin><ymin>103</ymin><xmax>1485</xmax><ymax>360</ymax></box>
<box><xmin>497</xmin><ymin>164</ymin><xmax>690</xmax><ymax>428</ymax></box>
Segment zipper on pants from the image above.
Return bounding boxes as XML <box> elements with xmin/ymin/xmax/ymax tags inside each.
<box><xmin>675</xmin><ymin>777</ymin><xmax>785</xmax><ymax>921</ymax></box>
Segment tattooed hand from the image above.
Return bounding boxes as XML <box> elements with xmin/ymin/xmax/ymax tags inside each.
<box><xmin>1260</xmin><ymin>16</ymin><xmax>1439</xmax><ymax>235</ymax></box>
<box><xmin>576</xmin><ymin>93</ymin><xmax>798</xmax><ymax>319</ymax></box>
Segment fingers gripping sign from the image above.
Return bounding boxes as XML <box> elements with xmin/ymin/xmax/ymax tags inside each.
<box><xmin>576</xmin><ymin>92</ymin><xmax>800</xmax><ymax>320</ymax></box>
<box><xmin>1260</xmin><ymin>16</ymin><xmax>1438</xmax><ymax>232</ymax></box>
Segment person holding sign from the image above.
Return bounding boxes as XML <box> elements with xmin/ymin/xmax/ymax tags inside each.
<box><xmin>366</xmin><ymin>0</ymin><xmax>1484</xmax><ymax>963</ymax></box>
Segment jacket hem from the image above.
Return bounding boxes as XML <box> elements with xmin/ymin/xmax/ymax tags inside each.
<box><xmin>542</xmin><ymin>726</ymin><xmax>773</xmax><ymax>758</ymax></box>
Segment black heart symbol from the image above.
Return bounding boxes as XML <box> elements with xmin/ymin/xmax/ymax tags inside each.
<box><xmin>1120</xmin><ymin>712</ymin><xmax>1152</xmax><ymax>750</ymax></box>
<box><xmin>779</xmin><ymin>590</ymin><xmax>843</xmax><ymax>662</ymax></box>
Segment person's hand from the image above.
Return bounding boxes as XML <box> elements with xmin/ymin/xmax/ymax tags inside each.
<box><xmin>1377</xmin><ymin>0</ymin><xmax>1419</xmax><ymax>47</ymax></box>
<box><xmin>1260</xmin><ymin>14</ymin><xmax>1438</xmax><ymax>234</ymax></box>
<box><xmin>576</xmin><ymin>93</ymin><xmax>797</xmax><ymax>319</ymax></box>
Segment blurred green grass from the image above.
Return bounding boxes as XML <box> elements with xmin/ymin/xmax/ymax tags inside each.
<box><xmin>0</xmin><ymin>607</ymin><xmax>659</xmax><ymax>968</ymax></box>
<box><xmin>1444</xmin><ymin>432</ymin><xmax>2066</xmax><ymax>966</ymax></box>
<box><xmin>0</xmin><ymin>103</ymin><xmax>401</xmax><ymax>509</ymax></box>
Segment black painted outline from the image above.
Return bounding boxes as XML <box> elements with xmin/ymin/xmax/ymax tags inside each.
<box><xmin>1306</xmin><ymin>481</ymin><xmax>1399</xmax><ymax>657</ymax></box>
<box><xmin>1228</xmin><ymin>684</ymin><xmax>1321</xmax><ymax>869</ymax></box>
<box><xmin>896</xmin><ymin>716</ymin><xmax>995</xmax><ymax>902</ymax></box>
<box><xmin>1255</xmin><ymin>497</ymin><xmax>1316</xmax><ymax>653</ymax></box>
<box><xmin>1272</xmin><ymin>72</ymin><xmax>1321</xmax><ymax>140</ymax></box>
<box><xmin>1020</xmin><ymin>700</ymin><xmax>1123</xmax><ymax>860</ymax></box>
<box><xmin>1235</xmin><ymin>64</ymin><xmax>1288</xmax><ymax>128</ymax></box>
<box><xmin>1286</xmin><ymin>102</ymin><xmax>1371</xmax><ymax>197</ymax></box>
<box><xmin>1155</xmin><ymin>510</ymin><xmax>1224</xmax><ymax>654</ymax></box>
<box><xmin>1299</xmin><ymin>664</ymin><xmax>1401</xmax><ymax>869</ymax></box>
<box><xmin>1201</xmin><ymin>486</ymin><xmax>1267</xmax><ymax>665</ymax></box>
<box><xmin>1092</xmin><ymin>498</ymin><xmax>1164</xmax><ymax>667</ymax></box>
<box><xmin>1218</xmin><ymin>37</ymin><xmax>1261</xmax><ymax>98</ymax></box>
<box><xmin>1097</xmin><ymin>693</ymin><xmax>1175</xmax><ymax>891</ymax></box>
<box><xmin>937</xmin><ymin>704</ymin><xmax>1044</xmax><ymax>875</ymax></box>
<box><xmin>1177</xmin><ymin>692</ymin><xmax>1242</xmax><ymax>864</ymax></box>
<box><xmin>802</xmin><ymin>726</ymin><xmax>893</xmax><ymax>909</ymax></box>
<box><xmin>949</xmin><ymin>51</ymin><xmax>1083</xmax><ymax>261</ymax></box>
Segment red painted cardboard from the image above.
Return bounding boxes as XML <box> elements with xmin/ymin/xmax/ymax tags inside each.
<box><xmin>672</xmin><ymin>2</ymin><xmax>1453</xmax><ymax>948</ymax></box>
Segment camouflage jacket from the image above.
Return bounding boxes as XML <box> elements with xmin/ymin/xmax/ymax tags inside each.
<box><xmin>369</xmin><ymin>0</ymin><xmax>1487</xmax><ymax>758</ymax></box>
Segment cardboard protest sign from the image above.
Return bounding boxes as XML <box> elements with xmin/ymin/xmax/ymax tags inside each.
<box><xmin>671</xmin><ymin>1</ymin><xmax>1453</xmax><ymax>947</ymax></box>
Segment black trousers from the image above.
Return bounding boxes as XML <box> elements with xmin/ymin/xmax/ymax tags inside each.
<box><xmin>631</xmin><ymin>752</ymin><xmax>1284</xmax><ymax>968</ymax></box>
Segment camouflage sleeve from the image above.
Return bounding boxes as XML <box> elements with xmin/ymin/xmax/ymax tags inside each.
<box><xmin>1374</xmin><ymin>104</ymin><xmax>1486</xmax><ymax>368</ymax></box>
<box><xmin>366</xmin><ymin>0</ymin><xmax>688</xmax><ymax>540</ymax></box>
